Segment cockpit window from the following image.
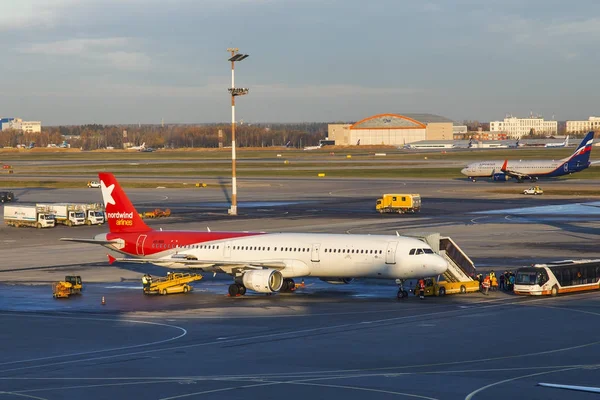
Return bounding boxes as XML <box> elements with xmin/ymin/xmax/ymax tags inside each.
<box><xmin>409</xmin><ymin>249</ymin><xmax>416</xmax><ymax>255</ymax></box>
<box><xmin>423</xmin><ymin>248</ymin><xmax>434</xmax><ymax>254</ymax></box>
<box><xmin>416</xmin><ymin>249</ymin><xmax>424</xmax><ymax>255</ymax></box>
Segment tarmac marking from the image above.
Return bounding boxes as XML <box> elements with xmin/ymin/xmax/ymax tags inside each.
<box><xmin>0</xmin><ymin>392</ymin><xmax>49</xmax><ymax>400</ymax></box>
<box><xmin>464</xmin><ymin>297</ymin><xmax>600</xmax><ymax>399</ymax></box>
<box><xmin>0</xmin><ymin>293</ymin><xmax>593</xmax><ymax>376</ymax></box>
<box><xmin>0</xmin><ymin>314</ymin><xmax>187</xmax><ymax>368</ymax></box>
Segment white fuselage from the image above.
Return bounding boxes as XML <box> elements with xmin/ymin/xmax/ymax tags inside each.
<box><xmin>461</xmin><ymin>160</ymin><xmax>563</xmax><ymax>178</ymax></box>
<box><xmin>104</xmin><ymin>232</ymin><xmax>449</xmax><ymax>280</ymax></box>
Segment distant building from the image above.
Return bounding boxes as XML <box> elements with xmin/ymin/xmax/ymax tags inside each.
<box><xmin>566</xmin><ymin>117</ymin><xmax>600</xmax><ymax>134</ymax></box>
<box><xmin>489</xmin><ymin>116</ymin><xmax>557</xmax><ymax>139</ymax></box>
<box><xmin>328</xmin><ymin>113</ymin><xmax>454</xmax><ymax>146</ymax></box>
<box><xmin>0</xmin><ymin>117</ymin><xmax>42</xmax><ymax>133</ymax></box>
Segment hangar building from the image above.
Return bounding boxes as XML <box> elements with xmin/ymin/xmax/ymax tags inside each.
<box><xmin>328</xmin><ymin>113</ymin><xmax>454</xmax><ymax>146</ymax></box>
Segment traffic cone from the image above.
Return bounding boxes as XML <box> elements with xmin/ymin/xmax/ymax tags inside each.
<box><xmin>101</xmin><ymin>296</ymin><xmax>106</xmax><ymax>305</ymax></box>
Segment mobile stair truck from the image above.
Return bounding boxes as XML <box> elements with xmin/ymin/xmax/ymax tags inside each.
<box><xmin>143</xmin><ymin>273</ymin><xmax>203</xmax><ymax>295</ymax></box>
<box><xmin>4</xmin><ymin>205</ymin><xmax>56</xmax><ymax>228</ymax></box>
<box><xmin>406</xmin><ymin>233</ymin><xmax>480</xmax><ymax>297</ymax></box>
<box><xmin>37</xmin><ymin>203</ymin><xmax>86</xmax><ymax>226</ymax></box>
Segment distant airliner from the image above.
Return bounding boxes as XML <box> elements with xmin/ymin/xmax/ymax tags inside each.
<box><xmin>127</xmin><ymin>142</ymin><xmax>146</xmax><ymax>151</ymax></box>
<box><xmin>461</xmin><ymin>132</ymin><xmax>594</xmax><ymax>183</ymax></box>
<box><xmin>545</xmin><ymin>136</ymin><xmax>569</xmax><ymax>148</ymax></box>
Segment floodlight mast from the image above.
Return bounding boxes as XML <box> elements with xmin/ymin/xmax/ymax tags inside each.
<box><xmin>226</xmin><ymin>48</ymin><xmax>249</xmax><ymax>216</ymax></box>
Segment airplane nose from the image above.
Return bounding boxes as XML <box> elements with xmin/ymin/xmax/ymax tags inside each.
<box><xmin>460</xmin><ymin>168</ymin><xmax>468</xmax><ymax>175</ymax></box>
<box><xmin>434</xmin><ymin>255</ymin><xmax>448</xmax><ymax>275</ymax></box>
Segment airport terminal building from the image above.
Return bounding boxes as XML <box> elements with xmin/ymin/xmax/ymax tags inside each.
<box><xmin>328</xmin><ymin>113</ymin><xmax>454</xmax><ymax>146</ymax></box>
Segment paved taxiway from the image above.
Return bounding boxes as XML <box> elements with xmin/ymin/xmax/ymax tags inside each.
<box><xmin>1</xmin><ymin>284</ymin><xmax>599</xmax><ymax>400</ymax></box>
<box><xmin>1</xmin><ymin>176</ymin><xmax>600</xmax><ymax>399</ymax></box>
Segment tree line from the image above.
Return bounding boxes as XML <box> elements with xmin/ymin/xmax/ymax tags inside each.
<box><xmin>0</xmin><ymin>123</ymin><xmax>332</xmax><ymax>150</ymax></box>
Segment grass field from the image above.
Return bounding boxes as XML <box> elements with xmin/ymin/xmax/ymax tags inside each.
<box><xmin>1</xmin><ymin>145</ymin><xmax>599</xmax><ymax>188</ymax></box>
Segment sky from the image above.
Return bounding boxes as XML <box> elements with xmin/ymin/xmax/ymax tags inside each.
<box><xmin>2</xmin><ymin>0</ymin><xmax>600</xmax><ymax>125</ymax></box>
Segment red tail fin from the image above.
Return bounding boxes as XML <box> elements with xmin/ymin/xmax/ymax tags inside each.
<box><xmin>501</xmin><ymin>159</ymin><xmax>508</xmax><ymax>172</ymax></box>
<box><xmin>99</xmin><ymin>173</ymin><xmax>151</xmax><ymax>233</ymax></box>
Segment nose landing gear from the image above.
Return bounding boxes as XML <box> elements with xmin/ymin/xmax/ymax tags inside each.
<box><xmin>396</xmin><ymin>279</ymin><xmax>409</xmax><ymax>299</ymax></box>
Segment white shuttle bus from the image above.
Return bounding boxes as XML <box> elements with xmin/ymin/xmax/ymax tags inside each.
<box><xmin>514</xmin><ymin>259</ymin><xmax>600</xmax><ymax>296</ymax></box>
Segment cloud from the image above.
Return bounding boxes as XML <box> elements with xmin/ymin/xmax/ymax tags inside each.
<box><xmin>21</xmin><ymin>38</ymin><xmax>130</xmax><ymax>56</ymax></box>
<box><xmin>488</xmin><ymin>15</ymin><xmax>600</xmax><ymax>49</ymax></box>
<box><xmin>0</xmin><ymin>0</ymin><xmax>75</xmax><ymax>30</ymax></box>
<box><xmin>19</xmin><ymin>37</ymin><xmax>151</xmax><ymax>70</ymax></box>
<box><xmin>20</xmin><ymin>81</ymin><xmax>422</xmax><ymax>100</ymax></box>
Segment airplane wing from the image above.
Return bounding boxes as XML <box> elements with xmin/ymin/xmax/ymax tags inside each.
<box><xmin>107</xmin><ymin>254</ymin><xmax>288</xmax><ymax>274</ymax></box>
<box><xmin>500</xmin><ymin>159</ymin><xmax>531</xmax><ymax>180</ymax></box>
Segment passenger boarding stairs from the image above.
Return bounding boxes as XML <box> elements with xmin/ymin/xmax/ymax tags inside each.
<box><xmin>405</xmin><ymin>233</ymin><xmax>476</xmax><ymax>282</ymax></box>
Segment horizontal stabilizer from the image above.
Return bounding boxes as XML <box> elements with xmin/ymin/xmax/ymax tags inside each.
<box><xmin>60</xmin><ymin>238</ymin><xmax>120</xmax><ymax>245</ymax></box>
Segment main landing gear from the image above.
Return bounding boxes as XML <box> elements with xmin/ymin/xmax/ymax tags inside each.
<box><xmin>396</xmin><ymin>279</ymin><xmax>409</xmax><ymax>299</ymax></box>
<box><xmin>228</xmin><ymin>283</ymin><xmax>247</xmax><ymax>297</ymax></box>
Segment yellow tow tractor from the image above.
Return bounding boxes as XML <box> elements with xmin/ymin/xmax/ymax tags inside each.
<box><xmin>52</xmin><ymin>275</ymin><xmax>83</xmax><ymax>298</ymax></box>
<box><xmin>143</xmin><ymin>273</ymin><xmax>203</xmax><ymax>295</ymax></box>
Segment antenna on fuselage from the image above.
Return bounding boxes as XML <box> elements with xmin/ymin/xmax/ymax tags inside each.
<box><xmin>396</xmin><ymin>231</ymin><xmax>400</xmax><ymax>237</ymax></box>
<box><xmin>207</xmin><ymin>227</ymin><xmax>211</xmax><ymax>232</ymax></box>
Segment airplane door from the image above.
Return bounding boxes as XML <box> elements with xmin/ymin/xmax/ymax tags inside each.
<box><xmin>311</xmin><ymin>243</ymin><xmax>320</xmax><ymax>262</ymax></box>
<box><xmin>136</xmin><ymin>234</ymin><xmax>147</xmax><ymax>256</ymax></box>
<box><xmin>385</xmin><ymin>241</ymin><xmax>397</xmax><ymax>264</ymax></box>
<box><xmin>224</xmin><ymin>241</ymin><xmax>232</xmax><ymax>259</ymax></box>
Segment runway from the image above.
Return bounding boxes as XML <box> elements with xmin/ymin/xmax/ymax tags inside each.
<box><xmin>1</xmin><ymin>175</ymin><xmax>600</xmax><ymax>399</ymax></box>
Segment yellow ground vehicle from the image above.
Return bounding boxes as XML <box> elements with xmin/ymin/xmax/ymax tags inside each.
<box><xmin>523</xmin><ymin>186</ymin><xmax>543</xmax><ymax>195</ymax></box>
<box><xmin>414</xmin><ymin>276</ymin><xmax>479</xmax><ymax>297</ymax></box>
<box><xmin>143</xmin><ymin>273</ymin><xmax>203</xmax><ymax>295</ymax></box>
<box><xmin>52</xmin><ymin>275</ymin><xmax>83</xmax><ymax>298</ymax></box>
<box><xmin>376</xmin><ymin>194</ymin><xmax>421</xmax><ymax>214</ymax></box>
<box><xmin>140</xmin><ymin>208</ymin><xmax>171</xmax><ymax>219</ymax></box>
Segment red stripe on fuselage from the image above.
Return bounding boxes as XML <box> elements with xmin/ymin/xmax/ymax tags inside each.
<box><xmin>107</xmin><ymin>231</ymin><xmax>266</xmax><ymax>256</ymax></box>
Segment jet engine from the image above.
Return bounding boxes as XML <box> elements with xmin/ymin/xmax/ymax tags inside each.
<box><xmin>492</xmin><ymin>173</ymin><xmax>509</xmax><ymax>181</ymax></box>
<box><xmin>319</xmin><ymin>278</ymin><xmax>354</xmax><ymax>285</ymax></box>
<box><xmin>242</xmin><ymin>269</ymin><xmax>283</xmax><ymax>293</ymax></box>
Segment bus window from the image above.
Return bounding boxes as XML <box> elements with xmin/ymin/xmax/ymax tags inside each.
<box><xmin>537</xmin><ymin>271</ymin><xmax>549</xmax><ymax>286</ymax></box>
<box><xmin>516</xmin><ymin>270</ymin><xmax>537</xmax><ymax>285</ymax></box>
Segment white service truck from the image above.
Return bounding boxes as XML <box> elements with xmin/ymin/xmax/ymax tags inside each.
<box><xmin>79</xmin><ymin>203</ymin><xmax>105</xmax><ymax>225</ymax></box>
<box><xmin>4</xmin><ymin>205</ymin><xmax>56</xmax><ymax>228</ymax></box>
<box><xmin>37</xmin><ymin>203</ymin><xmax>86</xmax><ymax>226</ymax></box>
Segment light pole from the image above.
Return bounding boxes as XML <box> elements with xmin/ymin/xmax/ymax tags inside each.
<box><xmin>227</xmin><ymin>48</ymin><xmax>249</xmax><ymax>216</ymax></box>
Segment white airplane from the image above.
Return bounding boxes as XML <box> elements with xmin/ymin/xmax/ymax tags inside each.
<box><xmin>461</xmin><ymin>132</ymin><xmax>594</xmax><ymax>183</ymax></box>
<box><xmin>61</xmin><ymin>173</ymin><xmax>448</xmax><ymax>298</ymax></box>
<box><xmin>127</xmin><ymin>142</ymin><xmax>146</xmax><ymax>151</ymax></box>
<box><xmin>545</xmin><ymin>136</ymin><xmax>569</xmax><ymax>148</ymax></box>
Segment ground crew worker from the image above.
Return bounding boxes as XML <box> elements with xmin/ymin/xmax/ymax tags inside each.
<box><xmin>142</xmin><ymin>274</ymin><xmax>149</xmax><ymax>290</ymax></box>
<box><xmin>482</xmin><ymin>275</ymin><xmax>491</xmax><ymax>295</ymax></box>
<box><xmin>418</xmin><ymin>279</ymin><xmax>425</xmax><ymax>299</ymax></box>
<box><xmin>167</xmin><ymin>271</ymin><xmax>172</xmax><ymax>280</ymax></box>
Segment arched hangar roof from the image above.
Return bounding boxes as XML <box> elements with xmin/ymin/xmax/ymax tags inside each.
<box><xmin>350</xmin><ymin>113</ymin><xmax>452</xmax><ymax>129</ymax></box>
